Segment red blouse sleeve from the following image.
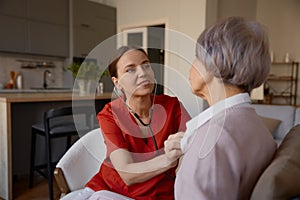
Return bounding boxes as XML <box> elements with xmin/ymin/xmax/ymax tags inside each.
<box><xmin>177</xmin><ymin>100</ymin><xmax>191</xmax><ymax>131</ymax></box>
<box><xmin>97</xmin><ymin>103</ymin><xmax>128</xmax><ymax>156</ymax></box>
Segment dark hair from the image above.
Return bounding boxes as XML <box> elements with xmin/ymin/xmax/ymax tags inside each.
<box><xmin>108</xmin><ymin>46</ymin><xmax>148</xmax><ymax>78</ymax></box>
<box><xmin>196</xmin><ymin>16</ymin><xmax>270</xmax><ymax>93</ymax></box>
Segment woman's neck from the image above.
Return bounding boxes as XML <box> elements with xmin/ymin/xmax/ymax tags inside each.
<box><xmin>126</xmin><ymin>95</ymin><xmax>152</xmax><ymax>118</ymax></box>
<box><xmin>202</xmin><ymin>78</ymin><xmax>244</xmax><ymax>106</ymax></box>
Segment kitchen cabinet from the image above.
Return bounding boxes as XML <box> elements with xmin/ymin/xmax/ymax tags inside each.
<box><xmin>27</xmin><ymin>0</ymin><xmax>68</xmax><ymax>25</ymax></box>
<box><xmin>28</xmin><ymin>21</ymin><xmax>68</xmax><ymax>56</ymax></box>
<box><xmin>0</xmin><ymin>15</ymin><xmax>27</xmax><ymax>52</ymax></box>
<box><xmin>0</xmin><ymin>0</ymin><xmax>27</xmax><ymax>52</ymax></box>
<box><xmin>26</xmin><ymin>0</ymin><xmax>69</xmax><ymax>56</ymax></box>
<box><xmin>0</xmin><ymin>0</ymin><xmax>69</xmax><ymax>57</ymax></box>
<box><xmin>73</xmin><ymin>0</ymin><xmax>116</xmax><ymax>57</ymax></box>
<box><xmin>0</xmin><ymin>0</ymin><xmax>26</xmax><ymax>18</ymax></box>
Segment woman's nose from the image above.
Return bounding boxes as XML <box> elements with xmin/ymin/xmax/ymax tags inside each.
<box><xmin>136</xmin><ymin>65</ymin><xmax>147</xmax><ymax>76</ymax></box>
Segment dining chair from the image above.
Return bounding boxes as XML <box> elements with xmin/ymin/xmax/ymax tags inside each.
<box><xmin>29</xmin><ymin>106</ymin><xmax>96</xmax><ymax>200</ymax></box>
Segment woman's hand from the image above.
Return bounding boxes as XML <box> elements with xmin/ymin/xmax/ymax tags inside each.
<box><xmin>109</xmin><ymin>132</ymin><xmax>185</xmax><ymax>185</ymax></box>
<box><xmin>164</xmin><ymin>132</ymin><xmax>185</xmax><ymax>163</ymax></box>
<box><xmin>110</xmin><ymin>147</ymin><xmax>179</xmax><ymax>186</ymax></box>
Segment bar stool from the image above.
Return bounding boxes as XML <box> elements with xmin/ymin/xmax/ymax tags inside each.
<box><xmin>29</xmin><ymin>106</ymin><xmax>95</xmax><ymax>200</ymax></box>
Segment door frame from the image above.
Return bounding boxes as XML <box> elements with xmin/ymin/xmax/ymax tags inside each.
<box><xmin>120</xmin><ymin>20</ymin><xmax>167</xmax><ymax>94</ymax></box>
<box><xmin>121</xmin><ymin>27</ymin><xmax>148</xmax><ymax>51</ymax></box>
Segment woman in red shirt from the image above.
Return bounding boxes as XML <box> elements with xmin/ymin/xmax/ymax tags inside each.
<box><xmin>82</xmin><ymin>46</ymin><xmax>190</xmax><ymax>200</ymax></box>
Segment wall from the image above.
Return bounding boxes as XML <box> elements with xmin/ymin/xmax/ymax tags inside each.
<box><xmin>3</xmin><ymin>0</ymin><xmax>297</xmax><ymax>107</ymax></box>
<box><xmin>218</xmin><ymin>0</ymin><xmax>257</xmax><ymax>20</ymax></box>
<box><xmin>95</xmin><ymin>0</ymin><xmax>207</xmax><ymax>117</ymax></box>
<box><xmin>98</xmin><ymin>0</ymin><xmax>300</xmax><ymax>110</ymax></box>
<box><xmin>257</xmin><ymin>0</ymin><xmax>300</xmax><ymax>62</ymax></box>
<box><xmin>217</xmin><ymin>0</ymin><xmax>300</xmax><ymax>104</ymax></box>
<box><xmin>257</xmin><ymin>0</ymin><xmax>300</xmax><ymax>104</ymax></box>
<box><xmin>0</xmin><ymin>53</ymin><xmax>68</xmax><ymax>89</ymax></box>
<box><xmin>209</xmin><ymin>0</ymin><xmax>299</xmax><ymax>106</ymax></box>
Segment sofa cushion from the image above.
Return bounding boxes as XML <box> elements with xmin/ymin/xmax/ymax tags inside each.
<box><xmin>252</xmin><ymin>104</ymin><xmax>295</xmax><ymax>144</ymax></box>
<box><xmin>250</xmin><ymin>124</ymin><xmax>300</xmax><ymax>200</ymax></box>
<box><xmin>295</xmin><ymin>107</ymin><xmax>300</xmax><ymax>126</ymax></box>
<box><xmin>259</xmin><ymin>116</ymin><xmax>281</xmax><ymax>135</ymax></box>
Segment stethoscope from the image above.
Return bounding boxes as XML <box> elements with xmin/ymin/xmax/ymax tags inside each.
<box><xmin>113</xmin><ymin>80</ymin><xmax>159</xmax><ymax>155</ymax></box>
<box><xmin>113</xmin><ymin>80</ymin><xmax>175</xmax><ymax>180</ymax></box>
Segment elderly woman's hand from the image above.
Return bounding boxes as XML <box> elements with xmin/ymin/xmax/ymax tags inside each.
<box><xmin>164</xmin><ymin>132</ymin><xmax>185</xmax><ymax>163</ymax></box>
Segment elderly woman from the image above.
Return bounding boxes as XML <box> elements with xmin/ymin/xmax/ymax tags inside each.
<box><xmin>164</xmin><ymin>17</ymin><xmax>277</xmax><ymax>199</ymax></box>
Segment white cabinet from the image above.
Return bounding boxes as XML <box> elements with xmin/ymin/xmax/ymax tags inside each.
<box><xmin>73</xmin><ymin>0</ymin><xmax>116</xmax><ymax>57</ymax></box>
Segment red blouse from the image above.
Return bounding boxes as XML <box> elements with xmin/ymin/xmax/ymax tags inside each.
<box><xmin>85</xmin><ymin>95</ymin><xmax>191</xmax><ymax>199</ymax></box>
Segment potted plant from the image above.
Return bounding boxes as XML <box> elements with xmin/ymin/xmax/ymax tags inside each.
<box><xmin>66</xmin><ymin>61</ymin><xmax>109</xmax><ymax>95</ymax></box>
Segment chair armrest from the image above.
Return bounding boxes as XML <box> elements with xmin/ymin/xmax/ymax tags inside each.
<box><xmin>54</xmin><ymin>167</ymin><xmax>70</xmax><ymax>196</ymax></box>
<box><xmin>54</xmin><ymin>128</ymin><xmax>106</xmax><ymax>192</ymax></box>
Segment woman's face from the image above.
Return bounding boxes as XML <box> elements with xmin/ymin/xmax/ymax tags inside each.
<box><xmin>113</xmin><ymin>50</ymin><xmax>155</xmax><ymax>97</ymax></box>
<box><xmin>189</xmin><ymin>58</ymin><xmax>212</xmax><ymax>98</ymax></box>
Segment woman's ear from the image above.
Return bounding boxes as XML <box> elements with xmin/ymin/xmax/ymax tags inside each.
<box><xmin>112</xmin><ymin>77</ymin><xmax>122</xmax><ymax>90</ymax></box>
<box><xmin>112</xmin><ymin>77</ymin><xmax>118</xmax><ymax>86</ymax></box>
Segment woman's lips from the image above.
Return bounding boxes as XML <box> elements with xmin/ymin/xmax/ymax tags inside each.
<box><xmin>137</xmin><ymin>80</ymin><xmax>151</xmax><ymax>86</ymax></box>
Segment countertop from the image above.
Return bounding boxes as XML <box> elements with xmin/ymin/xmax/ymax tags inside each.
<box><xmin>0</xmin><ymin>90</ymin><xmax>112</xmax><ymax>200</ymax></box>
<box><xmin>0</xmin><ymin>92</ymin><xmax>113</xmax><ymax>103</ymax></box>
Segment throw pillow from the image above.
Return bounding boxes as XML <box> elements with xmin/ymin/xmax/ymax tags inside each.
<box><xmin>259</xmin><ymin>116</ymin><xmax>281</xmax><ymax>135</ymax></box>
<box><xmin>250</xmin><ymin>124</ymin><xmax>300</xmax><ymax>200</ymax></box>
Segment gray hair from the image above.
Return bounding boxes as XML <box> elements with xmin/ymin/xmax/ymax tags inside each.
<box><xmin>196</xmin><ymin>16</ymin><xmax>270</xmax><ymax>93</ymax></box>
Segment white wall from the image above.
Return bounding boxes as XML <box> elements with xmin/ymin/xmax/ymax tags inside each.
<box><xmin>256</xmin><ymin>0</ymin><xmax>300</xmax><ymax>104</ymax></box>
<box><xmin>97</xmin><ymin>0</ymin><xmax>300</xmax><ymax>108</ymax></box>
<box><xmin>218</xmin><ymin>0</ymin><xmax>257</xmax><ymax>20</ymax></box>
<box><xmin>216</xmin><ymin>0</ymin><xmax>300</xmax><ymax>62</ymax></box>
<box><xmin>99</xmin><ymin>0</ymin><xmax>207</xmax><ymax>117</ymax></box>
<box><xmin>211</xmin><ymin>0</ymin><xmax>300</xmax><ymax>104</ymax></box>
<box><xmin>256</xmin><ymin>0</ymin><xmax>300</xmax><ymax>62</ymax></box>
<box><xmin>0</xmin><ymin>53</ymin><xmax>66</xmax><ymax>89</ymax></box>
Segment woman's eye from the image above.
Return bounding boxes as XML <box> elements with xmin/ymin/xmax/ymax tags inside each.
<box><xmin>126</xmin><ymin>68</ymin><xmax>135</xmax><ymax>73</ymax></box>
<box><xmin>143</xmin><ymin>63</ymin><xmax>151</xmax><ymax>69</ymax></box>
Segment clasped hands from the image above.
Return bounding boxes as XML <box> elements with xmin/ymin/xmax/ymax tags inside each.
<box><xmin>164</xmin><ymin>132</ymin><xmax>185</xmax><ymax>164</ymax></box>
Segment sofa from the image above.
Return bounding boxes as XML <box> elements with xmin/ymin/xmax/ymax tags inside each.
<box><xmin>251</xmin><ymin>104</ymin><xmax>300</xmax><ymax>200</ymax></box>
<box><xmin>54</xmin><ymin>104</ymin><xmax>300</xmax><ymax>200</ymax></box>
<box><xmin>252</xmin><ymin>104</ymin><xmax>300</xmax><ymax>145</ymax></box>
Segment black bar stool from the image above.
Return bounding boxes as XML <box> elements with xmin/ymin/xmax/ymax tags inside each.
<box><xmin>29</xmin><ymin>106</ymin><xmax>95</xmax><ymax>200</ymax></box>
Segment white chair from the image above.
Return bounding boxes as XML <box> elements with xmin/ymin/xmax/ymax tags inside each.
<box><xmin>54</xmin><ymin>128</ymin><xmax>106</xmax><ymax>199</ymax></box>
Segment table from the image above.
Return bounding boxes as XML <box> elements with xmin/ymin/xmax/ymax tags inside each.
<box><xmin>0</xmin><ymin>92</ymin><xmax>112</xmax><ymax>200</ymax></box>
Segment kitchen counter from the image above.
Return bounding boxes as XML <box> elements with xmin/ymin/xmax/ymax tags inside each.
<box><xmin>0</xmin><ymin>92</ymin><xmax>112</xmax><ymax>200</ymax></box>
<box><xmin>0</xmin><ymin>88</ymin><xmax>73</xmax><ymax>93</ymax></box>
<box><xmin>0</xmin><ymin>91</ymin><xmax>113</xmax><ymax>103</ymax></box>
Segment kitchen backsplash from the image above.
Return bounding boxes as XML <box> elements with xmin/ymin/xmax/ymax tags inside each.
<box><xmin>0</xmin><ymin>52</ymin><xmax>72</xmax><ymax>89</ymax></box>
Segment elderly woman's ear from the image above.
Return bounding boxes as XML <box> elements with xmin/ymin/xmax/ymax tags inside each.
<box><xmin>194</xmin><ymin>59</ymin><xmax>214</xmax><ymax>83</ymax></box>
